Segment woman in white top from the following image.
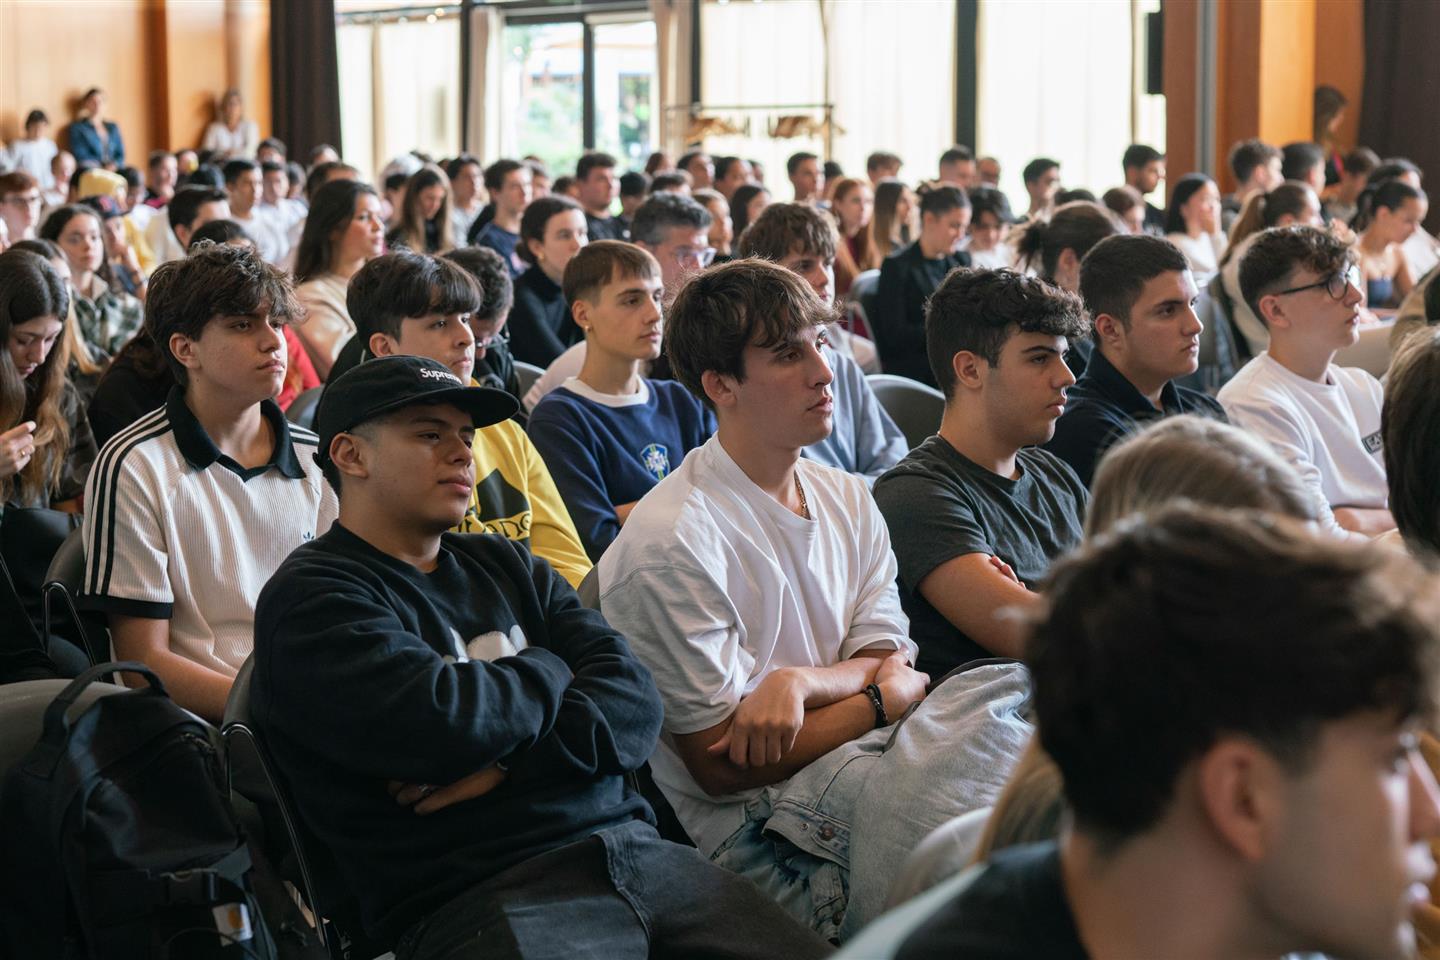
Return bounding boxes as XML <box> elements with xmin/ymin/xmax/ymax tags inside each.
<box><xmin>6</xmin><ymin>110</ymin><xmax>57</xmax><ymax>188</ymax></box>
<box><xmin>200</xmin><ymin>89</ymin><xmax>259</xmax><ymax>161</ymax></box>
<box><xmin>1164</xmin><ymin>173</ymin><xmax>1226</xmax><ymax>281</ymax></box>
<box><xmin>292</xmin><ymin>180</ymin><xmax>385</xmax><ymax>379</ymax></box>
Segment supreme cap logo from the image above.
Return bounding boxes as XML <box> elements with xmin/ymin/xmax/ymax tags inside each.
<box><xmin>420</xmin><ymin>368</ymin><xmax>462</xmax><ymax>384</ymax></box>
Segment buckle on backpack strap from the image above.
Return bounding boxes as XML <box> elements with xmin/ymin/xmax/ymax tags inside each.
<box><xmin>159</xmin><ymin>867</ymin><xmax>221</xmax><ymax>904</ymax></box>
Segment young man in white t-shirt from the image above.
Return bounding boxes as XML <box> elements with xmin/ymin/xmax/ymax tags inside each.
<box><xmin>1219</xmin><ymin>225</ymin><xmax>1394</xmax><ymax>536</ymax></box>
<box><xmin>222</xmin><ymin>158</ymin><xmax>288</xmax><ymax>265</ymax></box>
<box><xmin>599</xmin><ymin>258</ymin><xmax>929</xmax><ymax>939</ymax></box>
<box><xmin>80</xmin><ymin>243</ymin><xmax>336</xmax><ymax>722</ymax></box>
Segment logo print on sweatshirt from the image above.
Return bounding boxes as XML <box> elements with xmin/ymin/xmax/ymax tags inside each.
<box><xmin>458</xmin><ymin>469</ymin><xmax>533</xmax><ymax>541</ymax></box>
<box><xmin>1362</xmin><ymin>430</ymin><xmax>1383</xmax><ymax>455</ymax></box>
<box><xmin>445</xmin><ymin>624</ymin><xmax>529</xmax><ymax>663</ymax></box>
<box><xmin>640</xmin><ymin>443</ymin><xmax>671</xmax><ymax>481</ymax></box>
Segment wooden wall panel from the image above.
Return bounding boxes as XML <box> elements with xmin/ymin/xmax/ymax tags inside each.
<box><xmin>1314</xmin><ymin>0</ymin><xmax>1364</xmax><ymax>151</ymax></box>
<box><xmin>0</xmin><ymin>0</ymin><xmax>162</xmax><ymax>162</ymax></box>
<box><xmin>0</xmin><ymin>0</ymin><xmax>271</xmax><ymax>163</ymax></box>
<box><xmin>1257</xmin><ymin>0</ymin><xmax>1316</xmax><ymax>147</ymax></box>
<box><xmin>1162</xmin><ymin>0</ymin><xmax>1200</xmax><ymax>201</ymax></box>
<box><xmin>1166</xmin><ymin>0</ymin><xmax>1357</xmax><ymax>193</ymax></box>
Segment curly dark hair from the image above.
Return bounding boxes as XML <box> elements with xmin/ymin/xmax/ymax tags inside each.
<box><xmin>925</xmin><ymin>267</ymin><xmax>1090</xmax><ymax>396</ymax></box>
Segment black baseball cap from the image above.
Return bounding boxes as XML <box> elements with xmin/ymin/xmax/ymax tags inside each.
<box><xmin>313</xmin><ymin>355</ymin><xmax>518</xmax><ymax>465</ymax></box>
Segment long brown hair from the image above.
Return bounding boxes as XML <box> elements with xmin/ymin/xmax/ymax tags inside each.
<box><xmin>0</xmin><ymin>249</ymin><xmax>72</xmax><ymax>505</ymax></box>
<box><xmin>829</xmin><ymin>177</ymin><xmax>875</xmax><ymax>291</ymax></box>
<box><xmin>391</xmin><ymin>165</ymin><xmax>455</xmax><ymax>254</ymax></box>
<box><xmin>9</xmin><ymin>238</ymin><xmax>104</xmax><ymax>378</ymax></box>
<box><xmin>293</xmin><ymin>180</ymin><xmax>378</xmax><ymax>283</ymax></box>
<box><xmin>868</xmin><ymin>179</ymin><xmax>913</xmax><ymax>265</ymax></box>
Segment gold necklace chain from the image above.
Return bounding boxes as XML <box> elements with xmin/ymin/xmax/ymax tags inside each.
<box><xmin>794</xmin><ymin>472</ymin><xmax>810</xmax><ymax>520</ymax></box>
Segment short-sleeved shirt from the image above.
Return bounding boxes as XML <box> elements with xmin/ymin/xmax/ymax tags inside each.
<box><xmin>1044</xmin><ymin>347</ymin><xmax>1228</xmax><ymax>487</ymax></box>
<box><xmin>599</xmin><ymin>436</ymin><xmax>916</xmax><ymax>856</ymax></box>
<box><xmin>585</xmin><ymin>213</ymin><xmax>627</xmax><ymax>242</ymax></box>
<box><xmin>79</xmin><ymin>388</ymin><xmax>338</xmax><ymax>674</ymax></box>
<box><xmin>873</xmin><ymin>437</ymin><xmax>1087</xmax><ymax>677</ymax></box>
<box><xmin>1218</xmin><ymin>352</ymin><xmax>1387</xmax><ymax>534</ymax></box>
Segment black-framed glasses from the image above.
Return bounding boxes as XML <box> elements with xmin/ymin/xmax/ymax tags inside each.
<box><xmin>1271</xmin><ymin>266</ymin><xmax>1359</xmax><ymax>301</ymax></box>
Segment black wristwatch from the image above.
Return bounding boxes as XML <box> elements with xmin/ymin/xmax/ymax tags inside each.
<box><xmin>864</xmin><ymin>683</ymin><xmax>888</xmax><ymax>729</ymax></box>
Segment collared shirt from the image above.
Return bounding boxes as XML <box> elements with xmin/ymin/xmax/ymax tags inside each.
<box><xmin>80</xmin><ymin>387</ymin><xmax>337</xmax><ymax>674</ymax></box>
<box><xmin>1044</xmin><ymin>347</ymin><xmax>1228</xmax><ymax>487</ymax></box>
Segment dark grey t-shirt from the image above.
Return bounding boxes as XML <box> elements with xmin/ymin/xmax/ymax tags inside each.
<box><xmin>873</xmin><ymin>436</ymin><xmax>1087</xmax><ymax>677</ymax></box>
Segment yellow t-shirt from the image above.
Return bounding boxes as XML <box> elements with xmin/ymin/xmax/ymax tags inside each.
<box><xmin>454</xmin><ymin>415</ymin><xmax>592</xmax><ymax>589</ymax></box>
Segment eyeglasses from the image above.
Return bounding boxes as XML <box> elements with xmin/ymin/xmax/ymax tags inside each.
<box><xmin>1271</xmin><ymin>266</ymin><xmax>1360</xmax><ymax>301</ymax></box>
<box><xmin>673</xmin><ymin>246</ymin><xmax>716</xmax><ymax>268</ymax></box>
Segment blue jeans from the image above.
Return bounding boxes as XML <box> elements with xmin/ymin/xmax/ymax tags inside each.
<box><xmin>704</xmin><ymin>661</ymin><xmax>1034</xmax><ymax>943</ymax></box>
<box><xmin>393</xmin><ymin>819</ymin><xmax>832</xmax><ymax>960</ymax></box>
<box><xmin>710</xmin><ymin>792</ymin><xmax>853</xmax><ymax>942</ymax></box>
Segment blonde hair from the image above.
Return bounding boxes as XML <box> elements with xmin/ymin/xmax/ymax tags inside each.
<box><xmin>971</xmin><ymin>738</ymin><xmax>1065</xmax><ymax>864</ymax></box>
<box><xmin>1086</xmin><ymin>415</ymin><xmax>1318</xmax><ymax>538</ymax></box>
<box><xmin>868</xmin><ymin>179</ymin><xmax>913</xmax><ymax>266</ymax></box>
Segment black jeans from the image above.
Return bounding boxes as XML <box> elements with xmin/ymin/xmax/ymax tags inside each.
<box><xmin>394</xmin><ymin>820</ymin><xmax>834</xmax><ymax>960</ymax></box>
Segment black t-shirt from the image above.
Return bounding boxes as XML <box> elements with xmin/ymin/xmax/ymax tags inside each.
<box><xmin>1045</xmin><ymin>347</ymin><xmax>1229</xmax><ymax>487</ymax></box>
<box><xmin>873</xmin><ymin>241</ymin><xmax>971</xmax><ymax>386</ymax></box>
<box><xmin>896</xmin><ymin>841</ymin><xmax>1088</xmax><ymax>959</ymax></box>
<box><xmin>873</xmin><ymin>436</ymin><xmax>1087</xmax><ymax>677</ymax></box>
<box><xmin>585</xmin><ymin>213</ymin><xmax>627</xmax><ymax>242</ymax></box>
<box><xmin>252</xmin><ymin>524</ymin><xmax>661</xmax><ymax>943</ymax></box>
<box><xmin>508</xmin><ymin>267</ymin><xmax>578</xmax><ymax>367</ymax></box>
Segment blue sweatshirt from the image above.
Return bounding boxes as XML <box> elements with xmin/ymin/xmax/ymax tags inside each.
<box><xmin>805</xmin><ymin>345</ymin><xmax>908</xmax><ymax>484</ymax></box>
<box><xmin>528</xmin><ymin>378</ymin><xmax>715</xmax><ymax>560</ymax></box>
<box><xmin>251</xmin><ymin>524</ymin><xmax>661</xmax><ymax>944</ymax></box>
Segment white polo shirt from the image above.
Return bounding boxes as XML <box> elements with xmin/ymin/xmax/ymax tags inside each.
<box><xmin>81</xmin><ymin>389</ymin><xmax>338</xmax><ymax>675</ymax></box>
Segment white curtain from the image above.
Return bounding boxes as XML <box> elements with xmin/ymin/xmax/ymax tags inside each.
<box><xmin>650</xmin><ymin>0</ymin><xmax>694</xmax><ymax>157</ymax></box>
<box><xmin>695</xmin><ymin>0</ymin><xmax>954</xmax><ymax>184</ymax></box>
<box><xmin>466</xmin><ymin>3</ymin><xmax>505</xmax><ymax>163</ymax></box>
<box><xmin>976</xmin><ymin>0</ymin><xmax>1137</xmax><ymax>208</ymax></box>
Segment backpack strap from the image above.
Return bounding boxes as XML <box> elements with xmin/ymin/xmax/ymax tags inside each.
<box><xmin>88</xmin><ymin>844</ymin><xmax>254</xmax><ymax>920</ymax></box>
<box><xmin>26</xmin><ymin>662</ymin><xmax>165</xmax><ymax>774</ymax></box>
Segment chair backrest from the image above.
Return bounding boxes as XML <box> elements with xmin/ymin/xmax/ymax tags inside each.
<box><xmin>513</xmin><ymin>361</ymin><xmax>544</xmax><ymax>399</ymax></box>
<box><xmin>43</xmin><ymin>526</ymin><xmax>84</xmax><ymax>591</ymax></box>
<box><xmin>865</xmin><ymin>374</ymin><xmax>945</xmax><ymax>449</ymax></box>
<box><xmin>0</xmin><ymin>678</ymin><xmax>124</xmax><ymax>775</ymax></box>
<box><xmin>576</xmin><ymin>566</ymin><xmax>600</xmax><ymax>610</ymax></box>
<box><xmin>223</xmin><ymin>658</ymin><xmax>385</xmax><ymax>959</ymax></box>
<box><xmin>286</xmin><ymin>386</ymin><xmax>324</xmax><ymax>430</ymax></box>
<box><xmin>850</xmin><ymin>269</ymin><xmax>881</xmax><ymax>302</ymax></box>
<box><xmin>1175</xmin><ymin>274</ymin><xmax>1244</xmax><ymax>396</ymax></box>
<box><xmin>42</xmin><ymin>528</ymin><xmax>106</xmax><ymax>667</ymax></box>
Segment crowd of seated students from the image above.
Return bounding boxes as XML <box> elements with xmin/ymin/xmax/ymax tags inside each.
<box><xmin>7</xmin><ymin>90</ymin><xmax>1440</xmax><ymax>960</ymax></box>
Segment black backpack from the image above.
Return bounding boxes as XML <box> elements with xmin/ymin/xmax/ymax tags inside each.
<box><xmin>0</xmin><ymin>662</ymin><xmax>277</xmax><ymax>959</ymax></box>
